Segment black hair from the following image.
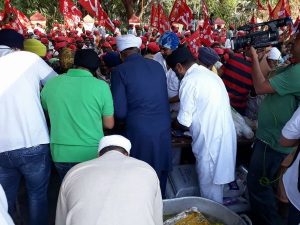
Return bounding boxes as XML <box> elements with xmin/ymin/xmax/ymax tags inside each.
<box><xmin>99</xmin><ymin>145</ymin><xmax>128</xmax><ymax>156</ymax></box>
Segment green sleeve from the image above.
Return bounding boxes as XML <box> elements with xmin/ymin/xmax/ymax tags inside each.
<box><xmin>269</xmin><ymin>65</ymin><xmax>300</xmax><ymax>96</ymax></box>
<box><xmin>40</xmin><ymin>88</ymin><xmax>48</xmax><ymax>111</ymax></box>
<box><xmin>101</xmin><ymin>83</ymin><xmax>114</xmax><ymax>116</ymax></box>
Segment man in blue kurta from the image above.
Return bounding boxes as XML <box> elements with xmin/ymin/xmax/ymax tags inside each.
<box><xmin>111</xmin><ymin>34</ymin><xmax>172</xmax><ymax>196</ymax></box>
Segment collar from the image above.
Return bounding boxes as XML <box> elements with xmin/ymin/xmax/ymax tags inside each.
<box><xmin>124</xmin><ymin>53</ymin><xmax>143</xmax><ymax>62</ymax></box>
<box><xmin>66</xmin><ymin>68</ymin><xmax>94</xmax><ymax>77</ymax></box>
<box><xmin>184</xmin><ymin>63</ymin><xmax>198</xmax><ymax>77</ymax></box>
<box><xmin>0</xmin><ymin>45</ymin><xmax>14</xmax><ymax>57</ymax></box>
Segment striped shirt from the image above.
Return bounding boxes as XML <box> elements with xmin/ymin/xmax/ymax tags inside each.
<box><xmin>222</xmin><ymin>53</ymin><xmax>253</xmax><ymax>115</ymax></box>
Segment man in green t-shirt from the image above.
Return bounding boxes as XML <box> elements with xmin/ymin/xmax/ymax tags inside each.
<box><xmin>41</xmin><ymin>49</ymin><xmax>114</xmax><ymax>180</ymax></box>
<box><xmin>247</xmin><ymin>35</ymin><xmax>300</xmax><ymax>225</ymax></box>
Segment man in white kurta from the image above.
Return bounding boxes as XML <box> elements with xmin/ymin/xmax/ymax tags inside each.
<box><xmin>166</xmin><ymin>46</ymin><xmax>237</xmax><ymax>203</ymax></box>
<box><xmin>280</xmin><ymin>106</ymin><xmax>300</xmax><ymax>224</ymax></box>
<box><xmin>55</xmin><ymin>135</ymin><xmax>163</xmax><ymax>225</ymax></box>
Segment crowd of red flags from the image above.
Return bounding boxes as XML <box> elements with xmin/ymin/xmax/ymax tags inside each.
<box><xmin>0</xmin><ymin>0</ymin><xmax>299</xmax><ymax>56</ymax></box>
<box><xmin>255</xmin><ymin>0</ymin><xmax>293</xmax><ymax>20</ymax></box>
<box><xmin>1</xmin><ymin>0</ymin><xmax>30</xmax><ymax>34</ymax></box>
<box><xmin>150</xmin><ymin>3</ymin><xmax>170</xmax><ymax>34</ymax></box>
<box><xmin>77</xmin><ymin>0</ymin><xmax>114</xmax><ymax>32</ymax></box>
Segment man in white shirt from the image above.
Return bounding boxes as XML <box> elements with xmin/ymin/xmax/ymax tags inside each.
<box><xmin>280</xmin><ymin>106</ymin><xmax>300</xmax><ymax>225</ymax></box>
<box><xmin>166</xmin><ymin>46</ymin><xmax>237</xmax><ymax>203</ymax></box>
<box><xmin>154</xmin><ymin>31</ymin><xmax>180</xmax><ymax>112</ymax></box>
<box><xmin>56</xmin><ymin>135</ymin><xmax>163</xmax><ymax>225</ymax></box>
<box><xmin>0</xmin><ymin>29</ymin><xmax>57</xmax><ymax>225</ymax></box>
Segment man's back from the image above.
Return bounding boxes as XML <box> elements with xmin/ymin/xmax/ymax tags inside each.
<box><xmin>222</xmin><ymin>53</ymin><xmax>253</xmax><ymax>114</ymax></box>
<box><xmin>56</xmin><ymin>151</ymin><xmax>163</xmax><ymax>225</ymax></box>
<box><xmin>0</xmin><ymin>51</ymin><xmax>56</xmax><ymax>152</ymax></box>
<box><xmin>111</xmin><ymin>53</ymin><xmax>170</xmax><ymax>119</ymax></box>
<box><xmin>41</xmin><ymin>69</ymin><xmax>113</xmax><ymax>148</ymax></box>
<box><xmin>179</xmin><ymin>64</ymin><xmax>236</xmax><ymax>185</ymax></box>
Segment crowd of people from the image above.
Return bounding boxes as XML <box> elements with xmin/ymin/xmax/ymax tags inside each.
<box><xmin>0</xmin><ymin>16</ymin><xmax>299</xmax><ymax>225</ymax></box>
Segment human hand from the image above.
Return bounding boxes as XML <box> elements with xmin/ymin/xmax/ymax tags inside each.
<box><xmin>249</xmin><ymin>46</ymin><xmax>258</xmax><ymax>60</ymax></box>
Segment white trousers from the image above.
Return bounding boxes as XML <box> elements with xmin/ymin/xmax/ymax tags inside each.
<box><xmin>195</xmin><ymin>159</ymin><xmax>224</xmax><ymax>203</ymax></box>
<box><xmin>199</xmin><ymin>183</ymin><xmax>224</xmax><ymax>204</ymax></box>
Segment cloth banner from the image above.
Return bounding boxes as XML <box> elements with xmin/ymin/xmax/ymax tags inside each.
<box><xmin>150</xmin><ymin>3</ymin><xmax>158</xmax><ymax>28</ymax></box>
<box><xmin>1</xmin><ymin>0</ymin><xmax>29</xmax><ymax>34</ymax></box>
<box><xmin>169</xmin><ymin>0</ymin><xmax>193</xmax><ymax>29</ymax></box>
<box><xmin>59</xmin><ymin>0</ymin><xmax>82</xmax><ymax>26</ymax></box>
<box><xmin>157</xmin><ymin>3</ymin><xmax>170</xmax><ymax>33</ymax></box>
<box><xmin>78</xmin><ymin>0</ymin><xmax>114</xmax><ymax>31</ymax></box>
<box><xmin>271</xmin><ymin>0</ymin><xmax>291</xmax><ymax>19</ymax></box>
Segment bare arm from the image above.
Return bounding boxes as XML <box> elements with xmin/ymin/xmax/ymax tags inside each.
<box><xmin>279</xmin><ymin>135</ymin><xmax>299</xmax><ymax>147</ymax></box>
<box><xmin>250</xmin><ymin>47</ymin><xmax>275</xmax><ymax>95</ymax></box>
<box><xmin>103</xmin><ymin>116</ymin><xmax>114</xmax><ymax>129</ymax></box>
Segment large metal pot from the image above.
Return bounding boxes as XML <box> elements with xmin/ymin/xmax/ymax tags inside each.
<box><xmin>163</xmin><ymin>197</ymin><xmax>249</xmax><ymax>225</ymax></box>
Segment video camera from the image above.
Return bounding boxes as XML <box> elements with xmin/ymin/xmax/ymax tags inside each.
<box><xmin>230</xmin><ymin>17</ymin><xmax>292</xmax><ymax>50</ymax></box>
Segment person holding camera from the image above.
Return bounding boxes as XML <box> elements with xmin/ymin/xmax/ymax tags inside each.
<box><xmin>247</xmin><ymin>33</ymin><xmax>300</xmax><ymax>225</ymax></box>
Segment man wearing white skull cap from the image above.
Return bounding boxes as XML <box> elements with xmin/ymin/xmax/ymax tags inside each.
<box><xmin>116</xmin><ymin>34</ymin><xmax>142</xmax><ymax>52</ymax></box>
<box><xmin>111</xmin><ymin>34</ymin><xmax>172</xmax><ymax>197</ymax></box>
<box><xmin>56</xmin><ymin>135</ymin><xmax>163</xmax><ymax>225</ymax></box>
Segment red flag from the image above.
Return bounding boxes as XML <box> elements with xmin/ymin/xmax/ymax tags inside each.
<box><xmin>250</xmin><ymin>14</ymin><xmax>257</xmax><ymax>24</ymax></box>
<box><xmin>157</xmin><ymin>3</ymin><xmax>170</xmax><ymax>33</ymax></box>
<box><xmin>78</xmin><ymin>0</ymin><xmax>114</xmax><ymax>32</ymax></box>
<box><xmin>1</xmin><ymin>0</ymin><xmax>28</xmax><ymax>34</ymax></box>
<box><xmin>0</xmin><ymin>12</ymin><xmax>4</xmax><ymax>22</ymax></box>
<box><xmin>169</xmin><ymin>0</ymin><xmax>193</xmax><ymax>29</ymax></box>
<box><xmin>266</xmin><ymin>0</ymin><xmax>273</xmax><ymax>19</ymax></box>
<box><xmin>59</xmin><ymin>0</ymin><xmax>82</xmax><ymax>25</ymax></box>
<box><xmin>202</xmin><ymin>0</ymin><xmax>209</xmax><ymax>20</ymax></box>
<box><xmin>290</xmin><ymin>16</ymin><xmax>300</xmax><ymax>35</ymax></box>
<box><xmin>101</xmin><ymin>12</ymin><xmax>115</xmax><ymax>32</ymax></box>
<box><xmin>257</xmin><ymin>0</ymin><xmax>266</xmax><ymax>10</ymax></box>
<box><xmin>186</xmin><ymin>28</ymin><xmax>201</xmax><ymax>58</ymax></box>
<box><xmin>78</xmin><ymin>0</ymin><xmax>101</xmax><ymax>18</ymax></box>
<box><xmin>200</xmin><ymin>21</ymin><xmax>213</xmax><ymax>47</ymax></box>
<box><xmin>4</xmin><ymin>0</ymin><xmax>10</xmax><ymax>12</ymax></box>
<box><xmin>271</xmin><ymin>0</ymin><xmax>291</xmax><ymax>19</ymax></box>
<box><xmin>150</xmin><ymin>3</ymin><xmax>159</xmax><ymax>28</ymax></box>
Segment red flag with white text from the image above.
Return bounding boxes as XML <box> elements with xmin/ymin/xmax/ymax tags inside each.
<box><xmin>150</xmin><ymin>3</ymin><xmax>159</xmax><ymax>28</ymax></box>
<box><xmin>1</xmin><ymin>0</ymin><xmax>29</xmax><ymax>34</ymax></box>
<box><xmin>186</xmin><ymin>28</ymin><xmax>201</xmax><ymax>58</ymax></box>
<box><xmin>186</xmin><ymin>19</ymin><xmax>213</xmax><ymax>58</ymax></box>
<box><xmin>59</xmin><ymin>0</ymin><xmax>82</xmax><ymax>26</ymax></box>
<box><xmin>157</xmin><ymin>3</ymin><xmax>170</xmax><ymax>33</ymax></box>
<box><xmin>78</xmin><ymin>0</ymin><xmax>114</xmax><ymax>32</ymax></box>
<box><xmin>200</xmin><ymin>20</ymin><xmax>213</xmax><ymax>47</ymax></box>
<box><xmin>169</xmin><ymin>0</ymin><xmax>193</xmax><ymax>29</ymax></box>
<box><xmin>271</xmin><ymin>0</ymin><xmax>291</xmax><ymax>19</ymax></box>
<box><xmin>202</xmin><ymin>0</ymin><xmax>209</xmax><ymax>20</ymax></box>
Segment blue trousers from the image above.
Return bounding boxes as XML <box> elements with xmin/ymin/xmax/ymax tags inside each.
<box><xmin>54</xmin><ymin>162</ymin><xmax>78</xmax><ymax>181</ymax></box>
<box><xmin>0</xmin><ymin>144</ymin><xmax>51</xmax><ymax>225</ymax></box>
<box><xmin>247</xmin><ymin>139</ymin><xmax>287</xmax><ymax>225</ymax></box>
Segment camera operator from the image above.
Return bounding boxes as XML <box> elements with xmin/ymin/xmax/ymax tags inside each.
<box><xmin>247</xmin><ymin>33</ymin><xmax>300</xmax><ymax>225</ymax></box>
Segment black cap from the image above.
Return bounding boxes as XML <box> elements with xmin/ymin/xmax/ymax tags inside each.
<box><xmin>0</xmin><ymin>29</ymin><xmax>24</xmax><ymax>49</ymax></box>
<box><xmin>74</xmin><ymin>49</ymin><xmax>99</xmax><ymax>72</ymax></box>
